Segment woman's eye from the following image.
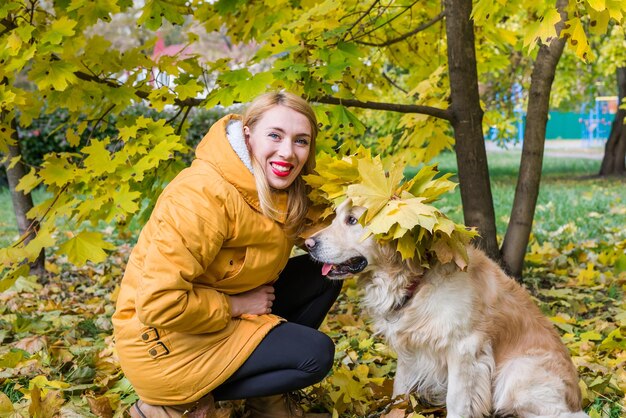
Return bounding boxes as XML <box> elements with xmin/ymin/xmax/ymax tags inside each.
<box><xmin>268</xmin><ymin>133</ymin><xmax>280</xmax><ymax>140</ymax></box>
<box><xmin>346</xmin><ymin>215</ymin><xmax>358</xmax><ymax>225</ymax></box>
<box><xmin>295</xmin><ymin>137</ymin><xmax>310</xmax><ymax>146</ymax></box>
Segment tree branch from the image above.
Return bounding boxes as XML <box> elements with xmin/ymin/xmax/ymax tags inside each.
<box><xmin>341</xmin><ymin>0</ymin><xmax>380</xmax><ymax>42</ymax></box>
<box><xmin>176</xmin><ymin>105</ymin><xmax>193</xmax><ymax>136</ymax></box>
<box><xmin>382</xmin><ymin>71</ymin><xmax>409</xmax><ymax>94</ymax></box>
<box><xmin>72</xmin><ymin>70</ymin><xmax>204</xmax><ymax>107</ymax></box>
<box><xmin>0</xmin><ymin>17</ymin><xmax>17</xmax><ymax>36</ymax></box>
<box><xmin>356</xmin><ymin>11</ymin><xmax>445</xmax><ymax>47</ymax></box>
<box><xmin>349</xmin><ymin>0</ymin><xmax>420</xmax><ymax>42</ymax></box>
<box><xmin>312</xmin><ymin>95</ymin><xmax>451</xmax><ymax>120</ymax></box>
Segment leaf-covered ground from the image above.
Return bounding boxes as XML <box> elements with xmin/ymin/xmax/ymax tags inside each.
<box><xmin>1</xmin><ymin>225</ymin><xmax>625</xmax><ymax>417</ymax></box>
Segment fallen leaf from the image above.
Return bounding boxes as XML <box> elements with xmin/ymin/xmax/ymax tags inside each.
<box><xmin>87</xmin><ymin>395</ymin><xmax>113</xmax><ymax>418</ymax></box>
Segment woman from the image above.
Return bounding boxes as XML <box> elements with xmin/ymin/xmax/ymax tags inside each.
<box><xmin>112</xmin><ymin>92</ymin><xmax>341</xmax><ymax>418</ymax></box>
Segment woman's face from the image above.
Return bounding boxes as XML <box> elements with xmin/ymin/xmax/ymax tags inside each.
<box><xmin>244</xmin><ymin>105</ymin><xmax>312</xmax><ymax>190</ymax></box>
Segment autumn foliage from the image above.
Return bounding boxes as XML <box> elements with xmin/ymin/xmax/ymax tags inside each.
<box><xmin>1</xmin><ymin>0</ymin><xmax>626</xmax><ymax>416</ymax></box>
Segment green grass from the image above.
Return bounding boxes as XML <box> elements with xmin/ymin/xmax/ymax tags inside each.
<box><xmin>0</xmin><ymin>188</ymin><xmax>18</xmax><ymax>247</ymax></box>
<box><xmin>410</xmin><ymin>150</ymin><xmax>626</xmax><ymax>244</ymax></box>
<box><xmin>0</xmin><ymin>188</ymin><xmax>48</xmax><ymax>248</ymax></box>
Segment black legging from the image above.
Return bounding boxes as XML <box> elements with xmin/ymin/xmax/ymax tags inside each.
<box><xmin>212</xmin><ymin>254</ymin><xmax>342</xmax><ymax>400</ymax></box>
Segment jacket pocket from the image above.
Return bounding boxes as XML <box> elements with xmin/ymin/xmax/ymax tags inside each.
<box><xmin>222</xmin><ymin>247</ymin><xmax>247</xmax><ymax>280</ymax></box>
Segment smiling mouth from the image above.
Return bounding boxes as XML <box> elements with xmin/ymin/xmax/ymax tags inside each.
<box><xmin>270</xmin><ymin>162</ymin><xmax>293</xmax><ymax>177</ymax></box>
<box><xmin>321</xmin><ymin>257</ymin><xmax>368</xmax><ymax>277</ymax></box>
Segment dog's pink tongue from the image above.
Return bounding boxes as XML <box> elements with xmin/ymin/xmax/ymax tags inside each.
<box><xmin>321</xmin><ymin>263</ymin><xmax>333</xmax><ymax>276</ymax></box>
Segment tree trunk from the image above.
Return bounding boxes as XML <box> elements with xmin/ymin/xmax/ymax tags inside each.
<box><xmin>599</xmin><ymin>67</ymin><xmax>626</xmax><ymax>176</ymax></box>
<box><xmin>3</xmin><ymin>116</ymin><xmax>45</xmax><ymax>278</ymax></box>
<box><xmin>444</xmin><ymin>0</ymin><xmax>499</xmax><ymax>260</ymax></box>
<box><xmin>500</xmin><ymin>1</ymin><xmax>567</xmax><ymax>280</ymax></box>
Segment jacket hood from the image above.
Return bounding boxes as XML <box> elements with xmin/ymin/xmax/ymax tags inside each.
<box><xmin>195</xmin><ymin>114</ymin><xmax>288</xmax><ymax>222</ymax></box>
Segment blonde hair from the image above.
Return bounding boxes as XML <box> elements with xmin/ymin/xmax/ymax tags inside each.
<box><xmin>243</xmin><ymin>91</ymin><xmax>318</xmax><ymax>238</ymax></box>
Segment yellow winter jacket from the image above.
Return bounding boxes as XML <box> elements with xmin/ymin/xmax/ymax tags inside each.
<box><xmin>112</xmin><ymin>114</ymin><xmax>292</xmax><ymax>405</ymax></box>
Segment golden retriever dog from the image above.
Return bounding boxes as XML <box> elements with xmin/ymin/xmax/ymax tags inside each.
<box><xmin>305</xmin><ymin>200</ymin><xmax>588</xmax><ymax>418</ymax></box>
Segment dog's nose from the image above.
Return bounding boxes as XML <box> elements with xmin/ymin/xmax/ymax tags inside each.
<box><xmin>304</xmin><ymin>238</ymin><xmax>316</xmax><ymax>250</ymax></box>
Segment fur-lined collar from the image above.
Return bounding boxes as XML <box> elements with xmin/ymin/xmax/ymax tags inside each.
<box><xmin>226</xmin><ymin>119</ymin><xmax>254</xmax><ymax>173</ymax></box>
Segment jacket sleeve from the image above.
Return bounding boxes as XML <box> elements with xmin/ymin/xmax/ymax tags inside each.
<box><xmin>135</xmin><ymin>193</ymin><xmax>233</xmax><ymax>334</ymax></box>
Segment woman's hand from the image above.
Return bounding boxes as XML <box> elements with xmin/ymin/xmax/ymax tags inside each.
<box><xmin>229</xmin><ymin>285</ymin><xmax>275</xmax><ymax>317</ymax></box>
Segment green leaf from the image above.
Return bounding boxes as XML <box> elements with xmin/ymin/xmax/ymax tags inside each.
<box><xmin>39</xmin><ymin>155</ymin><xmax>76</xmax><ymax>187</ymax></box>
<box><xmin>0</xmin><ymin>264</ymin><xmax>30</xmax><ymax>292</ymax></box>
<box><xmin>83</xmin><ymin>139</ymin><xmax>118</xmax><ymax>176</ymax></box>
<box><xmin>56</xmin><ymin>231</ymin><xmax>116</xmax><ymax>265</ymax></box>
<box><xmin>15</xmin><ymin>168</ymin><xmax>43</xmax><ymax>194</ymax></box>
<box><xmin>29</xmin><ymin>59</ymin><xmax>79</xmax><ymax>91</ymax></box>
<box><xmin>147</xmin><ymin>87</ymin><xmax>176</xmax><ymax>112</ymax></box>
<box><xmin>0</xmin><ymin>349</ymin><xmax>27</xmax><ymax>368</ymax></box>
<box><xmin>614</xmin><ymin>253</ymin><xmax>626</xmax><ymax>273</ymax></box>
<box><xmin>174</xmin><ymin>80</ymin><xmax>204</xmax><ymax>100</ymax></box>
<box><xmin>112</xmin><ymin>184</ymin><xmax>141</xmax><ymax>215</ymax></box>
<box><xmin>40</xmin><ymin>16</ymin><xmax>77</xmax><ymax>45</ymax></box>
<box><xmin>579</xmin><ymin>331</ymin><xmax>603</xmax><ymax>341</ymax></box>
<box><xmin>138</xmin><ymin>0</ymin><xmax>187</xmax><ymax>30</ymax></box>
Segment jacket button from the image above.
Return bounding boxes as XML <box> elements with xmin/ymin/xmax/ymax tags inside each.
<box><xmin>141</xmin><ymin>333</ymin><xmax>149</xmax><ymax>340</ymax></box>
<box><xmin>149</xmin><ymin>349</ymin><xmax>157</xmax><ymax>356</ymax></box>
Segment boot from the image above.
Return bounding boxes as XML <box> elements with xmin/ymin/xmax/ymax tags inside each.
<box><xmin>130</xmin><ymin>393</ymin><xmax>222</xmax><ymax>418</ymax></box>
<box><xmin>245</xmin><ymin>394</ymin><xmax>330</xmax><ymax>418</ymax></box>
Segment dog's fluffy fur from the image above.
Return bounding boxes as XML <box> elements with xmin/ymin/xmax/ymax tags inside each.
<box><xmin>306</xmin><ymin>200</ymin><xmax>588</xmax><ymax>418</ymax></box>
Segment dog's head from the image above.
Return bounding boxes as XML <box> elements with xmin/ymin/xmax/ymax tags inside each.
<box><xmin>305</xmin><ymin>199</ymin><xmax>376</xmax><ymax>279</ymax></box>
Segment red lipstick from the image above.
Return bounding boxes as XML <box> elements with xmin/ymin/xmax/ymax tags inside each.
<box><xmin>270</xmin><ymin>161</ymin><xmax>293</xmax><ymax>177</ymax></box>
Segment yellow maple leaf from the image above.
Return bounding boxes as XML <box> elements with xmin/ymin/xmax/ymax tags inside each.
<box><xmin>328</xmin><ymin>367</ymin><xmax>369</xmax><ymax>403</ymax></box>
<box><xmin>39</xmin><ymin>155</ymin><xmax>76</xmax><ymax>187</ymax></box>
<box><xmin>588</xmin><ymin>8</ymin><xmax>611</xmax><ymax>35</ymax></box>
<box><xmin>367</xmin><ymin>198</ymin><xmax>438</xmax><ymax>236</ymax></box>
<box><xmin>56</xmin><ymin>231</ymin><xmax>116</xmax><ymax>266</ymax></box>
<box><xmin>523</xmin><ymin>8</ymin><xmax>562</xmax><ymax>52</ymax></box>
<box><xmin>0</xmin><ymin>392</ymin><xmax>14</xmax><ymax>416</ymax></box>
<box><xmin>306</xmin><ymin>149</ymin><xmax>473</xmax><ymax>267</ymax></box>
<box><xmin>347</xmin><ymin>156</ymin><xmax>403</xmax><ymax>224</ymax></box>
<box><xmin>606</xmin><ymin>0</ymin><xmax>625</xmax><ymax>20</ymax></box>
<box><xmin>396</xmin><ymin>232</ymin><xmax>417</xmax><ymax>260</ymax></box>
<box><xmin>562</xmin><ymin>17</ymin><xmax>591</xmax><ymax>61</ymax></box>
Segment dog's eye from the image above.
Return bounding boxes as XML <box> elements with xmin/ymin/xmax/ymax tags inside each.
<box><xmin>346</xmin><ymin>215</ymin><xmax>358</xmax><ymax>225</ymax></box>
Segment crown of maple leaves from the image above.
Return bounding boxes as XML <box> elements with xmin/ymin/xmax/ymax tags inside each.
<box><xmin>303</xmin><ymin>148</ymin><xmax>478</xmax><ymax>270</ymax></box>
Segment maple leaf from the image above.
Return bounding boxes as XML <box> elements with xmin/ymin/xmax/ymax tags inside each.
<box><xmin>174</xmin><ymin>80</ymin><xmax>204</xmax><ymax>101</ymax></box>
<box><xmin>367</xmin><ymin>198</ymin><xmax>437</xmax><ymax>236</ymax></box>
<box><xmin>523</xmin><ymin>8</ymin><xmax>562</xmax><ymax>52</ymax></box>
<box><xmin>83</xmin><ymin>139</ymin><xmax>119</xmax><ymax>176</ymax></box>
<box><xmin>395</xmin><ymin>232</ymin><xmax>418</xmax><ymax>261</ymax></box>
<box><xmin>111</xmin><ymin>184</ymin><xmax>141</xmax><ymax>215</ymax></box>
<box><xmin>29</xmin><ymin>59</ymin><xmax>79</xmax><ymax>91</ymax></box>
<box><xmin>0</xmin><ymin>392</ymin><xmax>14</xmax><ymax>416</ymax></box>
<box><xmin>347</xmin><ymin>156</ymin><xmax>404</xmax><ymax>224</ymax></box>
<box><xmin>40</xmin><ymin>16</ymin><xmax>77</xmax><ymax>45</ymax></box>
<box><xmin>13</xmin><ymin>167</ymin><xmax>41</xmax><ymax>194</ymax></box>
<box><xmin>39</xmin><ymin>155</ymin><xmax>76</xmax><ymax>187</ymax></box>
<box><xmin>138</xmin><ymin>0</ymin><xmax>186</xmax><ymax>30</ymax></box>
<box><xmin>87</xmin><ymin>396</ymin><xmax>113</xmax><ymax>418</ymax></box>
<box><xmin>328</xmin><ymin>366</ymin><xmax>370</xmax><ymax>403</ymax></box>
<box><xmin>14</xmin><ymin>335</ymin><xmax>47</xmax><ymax>354</ymax></box>
<box><xmin>56</xmin><ymin>231</ymin><xmax>116</xmax><ymax>266</ymax></box>
<box><xmin>28</xmin><ymin>386</ymin><xmax>65</xmax><ymax>418</ymax></box>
